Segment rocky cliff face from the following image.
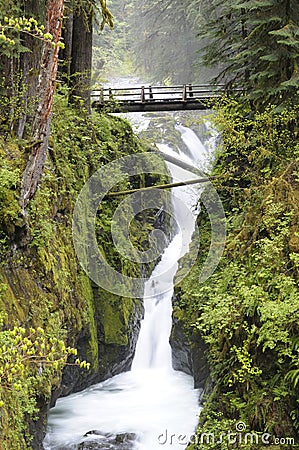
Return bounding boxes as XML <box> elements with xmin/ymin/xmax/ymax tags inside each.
<box><xmin>170</xmin><ymin>314</ymin><xmax>209</xmax><ymax>395</ymax></box>
<box><xmin>60</xmin><ymin>287</ymin><xmax>144</xmax><ymax>396</ymax></box>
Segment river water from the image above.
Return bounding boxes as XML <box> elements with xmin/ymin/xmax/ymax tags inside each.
<box><xmin>44</xmin><ymin>83</ymin><xmax>214</xmax><ymax>450</ymax></box>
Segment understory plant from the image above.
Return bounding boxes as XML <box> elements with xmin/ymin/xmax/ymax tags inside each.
<box><xmin>177</xmin><ymin>99</ymin><xmax>299</xmax><ymax>448</ymax></box>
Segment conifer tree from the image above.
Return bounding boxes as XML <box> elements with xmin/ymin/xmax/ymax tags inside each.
<box><xmin>199</xmin><ymin>0</ymin><xmax>299</xmax><ymax>108</ymax></box>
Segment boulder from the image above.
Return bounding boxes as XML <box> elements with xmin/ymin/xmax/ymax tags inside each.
<box><xmin>78</xmin><ymin>431</ymin><xmax>137</xmax><ymax>449</ymax></box>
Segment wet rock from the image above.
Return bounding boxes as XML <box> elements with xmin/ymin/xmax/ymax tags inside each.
<box><xmin>190</xmin><ymin>331</ymin><xmax>209</xmax><ymax>391</ymax></box>
<box><xmin>29</xmin><ymin>396</ymin><xmax>49</xmax><ymax>450</ymax></box>
<box><xmin>170</xmin><ymin>314</ymin><xmax>209</xmax><ymax>392</ymax></box>
<box><xmin>60</xmin><ymin>290</ymin><xmax>144</xmax><ymax>396</ymax></box>
<box><xmin>83</xmin><ymin>431</ymin><xmax>109</xmax><ymax>437</ymax></box>
<box><xmin>170</xmin><ymin>316</ymin><xmax>193</xmax><ymax>375</ymax></box>
<box><xmin>78</xmin><ymin>432</ymin><xmax>137</xmax><ymax>449</ymax></box>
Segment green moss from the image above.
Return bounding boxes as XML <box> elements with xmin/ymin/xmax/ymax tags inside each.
<box><xmin>94</xmin><ymin>287</ymin><xmax>134</xmax><ymax>346</ymax></box>
<box><xmin>0</xmin><ymin>140</ymin><xmax>24</xmax><ymax>239</ymax></box>
<box><xmin>76</xmin><ymin>273</ymin><xmax>99</xmax><ymax>370</ymax></box>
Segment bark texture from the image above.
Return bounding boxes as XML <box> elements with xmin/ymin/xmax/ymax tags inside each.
<box><xmin>69</xmin><ymin>6</ymin><xmax>93</xmax><ymax>112</ymax></box>
<box><xmin>20</xmin><ymin>0</ymin><xmax>64</xmax><ymax>210</ymax></box>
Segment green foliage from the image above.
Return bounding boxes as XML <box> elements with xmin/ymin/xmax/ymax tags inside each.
<box><xmin>0</xmin><ymin>139</ymin><xmax>23</xmax><ymax>237</ymax></box>
<box><xmin>176</xmin><ymin>100</ymin><xmax>299</xmax><ymax>444</ymax></box>
<box><xmin>0</xmin><ymin>76</ymin><xmax>32</xmax><ymax>136</ymax></box>
<box><xmin>74</xmin><ymin>0</ymin><xmax>113</xmax><ymax>29</ymax></box>
<box><xmin>0</xmin><ymin>306</ymin><xmax>88</xmax><ymax>449</ymax></box>
<box><xmin>128</xmin><ymin>0</ymin><xmax>196</xmax><ymax>83</ymax></box>
<box><xmin>198</xmin><ymin>0</ymin><xmax>299</xmax><ymax>108</ymax></box>
<box><xmin>0</xmin><ymin>16</ymin><xmax>64</xmax><ymax>58</ymax></box>
<box><xmin>285</xmin><ymin>337</ymin><xmax>299</xmax><ymax>389</ymax></box>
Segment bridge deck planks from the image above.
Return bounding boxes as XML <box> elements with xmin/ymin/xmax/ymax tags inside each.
<box><xmin>92</xmin><ymin>99</ymin><xmax>216</xmax><ymax>112</ymax></box>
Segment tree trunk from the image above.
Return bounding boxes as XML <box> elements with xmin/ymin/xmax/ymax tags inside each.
<box><xmin>20</xmin><ymin>0</ymin><xmax>64</xmax><ymax>210</ymax></box>
<box><xmin>59</xmin><ymin>8</ymin><xmax>73</xmax><ymax>80</ymax></box>
<box><xmin>107</xmin><ymin>175</ymin><xmax>223</xmax><ymax>197</ymax></box>
<box><xmin>17</xmin><ymin>0</ymin><xmax>45</xmax><ymax>139</ymax></box>
<box><xmin>69</xmin><ymin>6</ymin><xmax>93</xmax><ymax>112</ymax></box>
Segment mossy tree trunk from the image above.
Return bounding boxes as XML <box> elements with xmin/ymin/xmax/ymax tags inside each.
<box><xmin>69</xmin><ymin>4</ymin><xmax>93</xmax><ymax>112</ymax></box>
<box><xmin>16</xmin><ymin>0</ymin><xmax>45</xmax><ymax>139</ymax></box>
<box><xmin>0</xmin><ymin>1</ymin><xmax>44</xmax><ymax>138</ymax></box>
<box><xmin>20</xmin><ymin>0</ymin><xmax>64</xmax><ymax>210</ymax></box>
<box><xmin>59</xmin><ymin>4</ymin><xmax>73</xmax><ymax>79</ymax></box>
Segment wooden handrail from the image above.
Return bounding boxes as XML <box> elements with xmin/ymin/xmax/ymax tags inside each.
<box><xmin>91</xmin><ymin>83</ymin><xmax>227</xmax><ymax>97</ymax></box>
<box><xmin>91</xmin><ymin>83</ymin><xmax>242</xmax><ymax>111</ymax></box>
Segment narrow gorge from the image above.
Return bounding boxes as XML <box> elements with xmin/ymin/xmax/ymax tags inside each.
<box><xmin>44</xmin><ymin>94</ymin><xmax>214</xmax><ymax>450</ymax></box>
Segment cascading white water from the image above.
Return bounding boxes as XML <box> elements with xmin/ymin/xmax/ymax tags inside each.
<box><xmin>175</xmin><ymin>123</ymin><xmax>210</xmax><ymax>170</ymax></box>
<box><xmin>132</xmin><ymin>153</ymin><xmax>200</xmax><ymax>372</ymax></box>
<box><xmin>131</xmin><ymin>235</ymin><xmax>180</xmax><ymax>370</ymax></box>
<box><xmin>43</xmin><ymin>114</ymin><xmax>210</xmax><ymax>450</ymax></box>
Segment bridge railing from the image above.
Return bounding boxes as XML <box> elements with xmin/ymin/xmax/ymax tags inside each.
<box><xmin>91</xmin><ymin>84</ymin><xmax>226</xmax><ymax>105</ymax></box>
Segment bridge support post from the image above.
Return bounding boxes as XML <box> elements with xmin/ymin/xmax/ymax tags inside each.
<box><xmin>188</xmin><ymin>84</ymin><xmax>193</xmax><ymax>98</ymax></box>
<box><xmin>149</xmin><ymin>85</ymin><xmax>153</xmax><ymax>99</ymax></box>
<box><xmin>141</xmin><ymin>86</ymin><xmax>145</xmax><ymax>103</ymax></box>
<box><xmin>100</xmin><ymin>87</ymin><xmax>104</xmax><ymax>104</ymax></box>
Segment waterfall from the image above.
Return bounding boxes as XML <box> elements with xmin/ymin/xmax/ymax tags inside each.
<box><xmin>132</xmin><ymin>135</ymin><xmax>203</xmax><ymax>372</ymax></box>
<box><xmin>43</xmin><ymin>113</ymin><xmax>209</xmax><ymax>450</ymax></box>
<box><xmin>175</xmin><ymin>123</ymin><xmax>210</xmax><ymax>169</ymax></box>
<box><xmin>131</xmin><ymin>235</ymin><xmax>180</xmax><ymax>370</ymax></box>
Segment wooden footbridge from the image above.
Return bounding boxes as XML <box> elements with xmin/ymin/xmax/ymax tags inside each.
<box><xmin>91</xmin><ymin>84</ymin><xmax>228</xmax><ymax>113</ymax></box>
